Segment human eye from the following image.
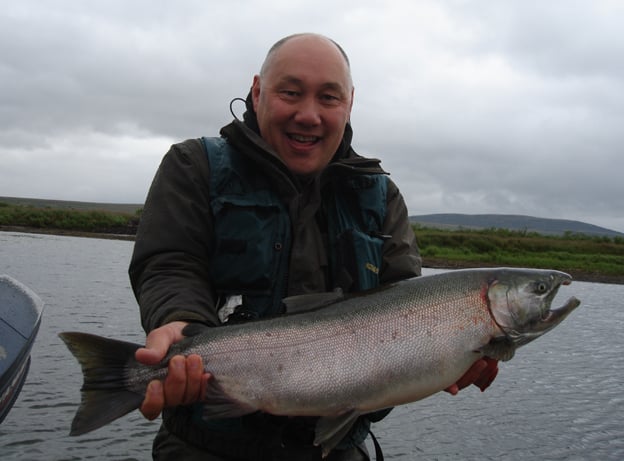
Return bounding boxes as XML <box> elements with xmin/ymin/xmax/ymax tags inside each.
<box><xmin>278</xmin><ymin>88</ymin><xmax>300</xmax><ymax>99</ymax></box>
<box><xmin>319</xmin><ymin>92</ymin><xmax>342</xmax><ymax>106</ymax></box>
<box><xmin>318</xmin><ymin>84</ymin><xmax>347</xmax><ymax>106</ymax></box>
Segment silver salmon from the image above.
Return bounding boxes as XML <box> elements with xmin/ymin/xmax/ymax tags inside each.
<box><xmin>60</xmin><ymin>267</ymin><xmax>580</xmax><ymax>455</ymax></box>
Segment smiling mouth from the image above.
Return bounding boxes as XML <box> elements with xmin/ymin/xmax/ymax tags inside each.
<box><xmin>288</xmin><ymin>133</ymin><xmax>320</xmax><ymax>144</ymax></box>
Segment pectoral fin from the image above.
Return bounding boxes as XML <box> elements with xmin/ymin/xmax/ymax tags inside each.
<box><xmin>314</xmin><ymin>410</ymin><xmax>360</xmax><ymax>458</ymax></box>
<box><xmin>480</xmin><ymin>335</ymin><xmax>516</xmax><ymax>362</ymax></box>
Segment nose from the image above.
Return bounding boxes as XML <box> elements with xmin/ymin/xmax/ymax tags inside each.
<box><xmin>293</xmin><ymin>96</ymin><xmax>321</xmax><ymax>126</ymax></box>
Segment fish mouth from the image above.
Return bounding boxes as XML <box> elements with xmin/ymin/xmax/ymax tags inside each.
<box><xmin>538</xmin><ymin>276</ymin><xmax>581</xmax><ymax>327</ymax></box>
<box><xmin>540</xmin><ymin>296</ymin><xmax>581</xmax><ymax>326</ymax></box>
<box><xmin>490</xmin><ymin>269</ymin><xmax>582</xmax><ymax>346</ymax></box>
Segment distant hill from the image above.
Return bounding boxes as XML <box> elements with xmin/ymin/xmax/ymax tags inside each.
<box><xmin>2</xmin><ymin>197</ymin><xmax>622</xmax><ymax>238</ymax></box>
<box><xmin>0</xmin><ymin>196</ymin><xmax>142</xmax><ymax>215</ymax></box>
<box><xmin>409</xmin><ymin>213</ymin><xmax>624</xmax><ymax>238</ymax></box>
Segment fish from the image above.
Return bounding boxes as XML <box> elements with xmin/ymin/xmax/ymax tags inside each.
<box><xmin>59</xmin><ymin>267</ymin><xmax>580</xmax><ymax>456</ymax></box>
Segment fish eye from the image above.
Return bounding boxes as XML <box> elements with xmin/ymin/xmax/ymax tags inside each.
<box><xmin>535</xmin><ymin>282</ymin><xmax>549</xmax><ymax>294</ymax></box>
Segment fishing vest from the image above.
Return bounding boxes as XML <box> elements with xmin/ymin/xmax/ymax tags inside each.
<box><xmin>169</xmin><ymin>137</ymin><xmax>388</xmax><ymax>453</ymax></box>
<box><xmin>202</xmin><ymin>136</ymin><xmax>388</xmax><ymax>320</ymax></box>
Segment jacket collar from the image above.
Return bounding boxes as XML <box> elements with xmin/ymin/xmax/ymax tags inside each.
<box><xmin>219</xmin><ymin>92</ymin><xmax>387</xmax><ymax>181</ymax></box>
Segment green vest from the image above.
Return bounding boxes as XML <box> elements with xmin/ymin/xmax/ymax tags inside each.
<box><xmin>202</xmin><ymin>136</ymin><xmax>388</xmax><ymax>319</ymax></box>
<box><xmin>174</xmin><ymin>137</ymin><xmax>389</xmax><ymax>451</ymax></box>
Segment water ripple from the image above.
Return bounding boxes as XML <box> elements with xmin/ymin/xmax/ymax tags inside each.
<box><xmin>1</xmin><ymin>235</ymin><xmax>622</xmax><ymax>460</ymax></box>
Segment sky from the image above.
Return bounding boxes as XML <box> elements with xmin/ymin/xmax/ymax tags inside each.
<box><xmin>2</xmin><ymin>0</ymin><xmax>623</xmax><ymax>232</ymax></box>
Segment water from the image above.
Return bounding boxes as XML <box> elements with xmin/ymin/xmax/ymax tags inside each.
<box><xmin>0</xmin><ymin>231</ymin><xmax>622</xmax><ymax>460</ymax></box>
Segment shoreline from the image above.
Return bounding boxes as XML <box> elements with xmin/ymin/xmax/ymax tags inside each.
<box><xmin>423</xmin><ymin>257</ymin><xmax>624</xmax><ymax>286</ymax></box>
<box><xmin>3</xmin><ymin>226</ymin><xmax>622</xmax><ymax>285</ymax></box>
<box><xmin>0</xmin><ymin>225</ymin><xmax>136</xmax><ymax>241</ymax></box>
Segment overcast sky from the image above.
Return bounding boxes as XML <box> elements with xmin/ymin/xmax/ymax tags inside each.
<box><xmin>2</xmin><ymin>0</ymin><xmax>623</xmax><ymax>232</ymax></box>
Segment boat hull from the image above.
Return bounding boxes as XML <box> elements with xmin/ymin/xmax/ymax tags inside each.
<box><xmin>0</xmin><ymin>275</ymin><xmax>44</xmax><ymax>424</ymax></box>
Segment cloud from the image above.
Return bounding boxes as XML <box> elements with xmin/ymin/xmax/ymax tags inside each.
<box><xmin>1</xmin><ymin>0</ymin><xmax>623</xmax><ymax>232</ymax></box>
<box><xmin>1</xmin><ymin>127</ymin><xmax>173</xmax><ymax>202</ymax></box>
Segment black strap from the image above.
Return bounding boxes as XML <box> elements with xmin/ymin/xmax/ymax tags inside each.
<box><xmin>369</xmin><ymin>429</ymin><xmax>384</xmax><ymax>461</ymax></box>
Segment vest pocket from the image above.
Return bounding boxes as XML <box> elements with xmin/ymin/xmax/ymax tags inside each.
<box><xmin>210</xmin><ymin>196</ymin><xmax>287</xmax><ymax>294</ymax></box>
<box><xmin>334</xmin><ymin>229</ymin><xmax>384</xmax><ymax>292</ymax></box>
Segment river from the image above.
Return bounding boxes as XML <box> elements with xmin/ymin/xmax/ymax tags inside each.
<box><xmin>0</xmin><ymin>231</ymin><xmax>622</xmax><ymax>460</ymax></box>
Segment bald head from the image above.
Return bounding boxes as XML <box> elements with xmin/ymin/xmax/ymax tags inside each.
<box><xmin>251</xmin><ymin>33</ymin><xmax>355</xmax><ymax>175</ymax></box>
<box><xmin>260</xmin><ymin>33</ymin><xmax>353</xmax><ymax>87</ymax></box>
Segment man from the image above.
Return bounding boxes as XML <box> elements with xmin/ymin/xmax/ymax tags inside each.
<box><xmin>129</xmin><ymin>33</ymin><xmax>498</xmax><ymax>460</ymax></box>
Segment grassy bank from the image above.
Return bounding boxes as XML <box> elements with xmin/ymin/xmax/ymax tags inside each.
<box><xmin>415</xmin><ymin>225</ymin><xmax>624</xmax><ymax>284</ymax></box>
<box><xmin>0</xmin><ymin>201</ymin><xmax>139</xmax><ymax>236</ymax></box>
<box><xmin>1</xmin><ymin>200</ymin><xmax>622</xmax><ymax>284</ymax></box>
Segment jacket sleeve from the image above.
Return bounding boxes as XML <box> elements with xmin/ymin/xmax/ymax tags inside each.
<box><xmin>129</xmin><ymin>139</ymin><xmax>221</xmax><ymax>332</ymax></box>
<box><xmin>379</xmin><ymin>178</ymin><xmax>422</xmax><ymax>283</ymax></box>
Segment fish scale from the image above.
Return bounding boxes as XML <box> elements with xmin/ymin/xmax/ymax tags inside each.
<box><xmin>60</xmin><ymin>267</ymin><xmax>581</xmax><ymax>456</ymax></box>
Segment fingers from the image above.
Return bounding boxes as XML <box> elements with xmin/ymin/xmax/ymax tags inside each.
<box><xmin>444</xmin><ymin>383</ymin><xmax>459</xmax><ymax>395</ymax></box>
<box><xmin>140</xmin><ymin>380</ymin><xmax>165</xmax><ymax>420</ymax></box>
<box><xmin>136</xmin><ymin>321</ymin><xmax>201</xmax><ymax>421</ymax></box>
<box><xmin>135</xmin><ymin>321</ymin><xmax>189</xmax><ymax>366</ymax></box>
<box><xmin>139</xmin><ymin>354</ymin><xmax>210</xmax><ymax>421</ymax></box>
<box><xmin>161</xmin><ymin>354</ymin><xmax>207</xmax><ymax>407</ymax></box>
<box><xmin>184</xmin><ymin>354</ymin><xmax>205</xmax><ymax>404</ymax></box>
<box><xmin>163</xmin><ymin>355</ymin><xmax>188</xmax><ymax>407</ymax></box>
<box><xmin>475</xmin><ymin>357</ymin><xmax>499</xmax><ymax>392</ymax></box>
<box><xmin>456</xmin><ymin>358</ymin><xmax>488</xmax><ymax>391</ymax></box>
<box><xmin>135</xmin><ymin>346</ymin><xmax>163</xmax><ymax>366</ymax></box>
<box><xmin>444</xmin><ymin>357</ymin><xmax>499</xmax><ymax>395</ymax></box>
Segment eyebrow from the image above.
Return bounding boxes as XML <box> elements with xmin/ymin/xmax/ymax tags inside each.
<box><xmin>276</xmin><ymin>75</ymin><xmax>349</xmax><ymax>95</ymax></box>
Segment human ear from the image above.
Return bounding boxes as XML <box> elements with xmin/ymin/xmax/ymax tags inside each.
<box><xmin>251</xmin><ymin>75</ymin><xmax>261</xmax><ymax>111</ymax></box>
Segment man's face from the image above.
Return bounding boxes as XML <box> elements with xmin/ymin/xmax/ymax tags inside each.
<box><xmin>252</xmin><ymin>36</ymin><xmax>354</xmax><ymax>176</ymax></box>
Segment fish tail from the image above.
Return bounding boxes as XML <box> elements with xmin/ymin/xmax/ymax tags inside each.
<box><xmin>59</xmin><ymin>331</ymin><xmax>145</xmax><ymax>436</ymax></box>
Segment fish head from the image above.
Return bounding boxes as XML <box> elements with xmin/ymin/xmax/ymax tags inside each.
<box><xmin>487</xmin><ymin>269</ymin><xmax>581</xmax><ymax>349</ymax></box>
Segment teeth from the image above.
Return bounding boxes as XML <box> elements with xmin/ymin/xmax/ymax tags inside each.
<box><xmin>290</xmin><ymin>134</ymin><xmax>318</xmax><ymax>142</ymax></box>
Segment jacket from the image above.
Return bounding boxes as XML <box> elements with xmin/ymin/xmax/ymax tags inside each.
<box><xmin>128</xmin><ymin>101</ymin><xmax>422</xmax><ymax>457</ymax></box>
<box><xmin>130</xmin><ymin>114</ymin><xmax>421</xmax><ymax>332</ymax></box>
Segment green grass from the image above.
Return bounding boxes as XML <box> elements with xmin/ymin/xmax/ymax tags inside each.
<box><xmin>0</xmin><ymin>201</ymin><xmax>139</xmax><ymax>233</ymax></box>
<box><xmin>1</xmin><ymin>200</ymin><xmax>622</xmax><ymax>281</ymax></box>
<box><xmin>415</xmin><ymin>225</ymin><xmax>624</xmax><ymax>277</ymax></box>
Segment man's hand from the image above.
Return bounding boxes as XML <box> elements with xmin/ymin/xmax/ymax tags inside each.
<box><xmin>135</xmin><ymin>321</ymin><xmax>211</xmax><ymax>420</ymax></box>
<box><xmin>444</xmin><ymin>357</ymin><xmax>499</xmax><ymax>395</ymax></box>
